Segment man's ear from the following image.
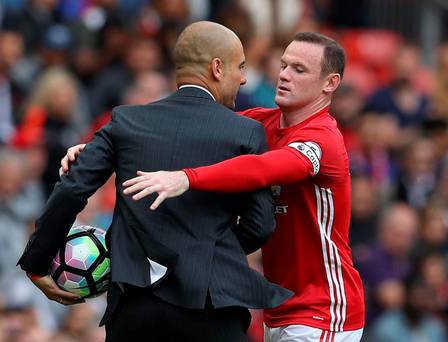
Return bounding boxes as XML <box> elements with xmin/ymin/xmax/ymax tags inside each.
<box><xmin>211</xmin><ymin>57</ymin><xmax>224</xmax><ymax>81</ymax></box>
<box><xmin>323</xmin><ymin>73</ymin><xmax>341</xmax><ymax>94</ymax></box>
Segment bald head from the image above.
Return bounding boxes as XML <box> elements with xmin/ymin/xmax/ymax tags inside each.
<box><xmin>174</xmin><ymin>21</ymin><xmax>242</xmax><ymax>77</ymax></box>
<box><xmin>173</xmin><ymin>21</ymin><xmax>246</xmax><ymax>109</ymax></box>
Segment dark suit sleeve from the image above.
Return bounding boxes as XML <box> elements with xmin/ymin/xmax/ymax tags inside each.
<box><xmin>232</xmin><ymin>122</ymin><xmax>275</xmax><ymax>254</ymax></box>
<box><xmin>18</xmin><ymin>120</ymin><xmax>116</xmax><ymax>275</ymax></box>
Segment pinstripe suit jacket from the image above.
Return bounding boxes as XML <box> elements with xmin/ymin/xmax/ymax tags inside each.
<box><xmin>18</xmin><ymin>87</ymin><xmax>293</xmax><ymax>324</ymax></box>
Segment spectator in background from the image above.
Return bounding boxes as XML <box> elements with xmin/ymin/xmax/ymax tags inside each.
<box><xmin>13</xmin><ymin>24</ymin><xmax>75</xmax><ymax>97</ymax></box>
<box><xmin>357</xmin><ymin>203</ymin><xmax>419</xmax><ymax>323</ymax></box>
<box><xmin>1</xmin><ymin>0</ymin><xmax>60</xmax><ymax>53</ymax></box>
<box><xmin>369</xmin><ymin>280</ymin><xmax>446</xmax><ymax>342</ymax></box>
<box><xmin>136</xmin><ymin>0</ymin><xmax>193</xmax><ymax>67</ymax></box>
<box><xmin>0</xmin><ymin>301</ymin><xmax>51</xmax><ymax>342</ymax></box>
<box><xmin>151</xmin><ymin>0</ymin><xmax>191</xmax><ymax>25</ymax></box>
<box><xmin>419</xmin><ymin>253</ymin><xmax>448</xmax><ymax>316</ymax></box>
<box><xmin>330</xmin><ymin>82</ymin><xmax>364</xmax><ymax>153</ymax></box>
<box><xmin>0</xmin><ymin>148</ymin><xmax>61</xmax><ymax>335</ymax></box>
<box><xmin>239</xmin><ymin>0</ymin><xmax>307</xmax><ymax>40</ymax></box>
<box><xmin>349</xmin><ymin>113</ymin><xmax>399</xmax><ymax>199</ymax></box>
<box><xmin>0</xmin><ymin>30</ymin><xmax>26</xmax><ymax>143</ymax></box>
<box><xmin>412</xmin><ymin>204</ymin><xmax>448</xmax><ymax>259</ymax></box>
<box><xmin>70</xmin><ymin>15</ymin><xmax>131</xmax><ymax>121</ymax></box>
<box><xmin>0</xmin><ymin>149</ymin><xmax>29</xmax><ymax>287</ymax></box>
<box><xmin>431</xmin><ymin>161</ymin><xmax>448</xmax><ymax>209</ymax></box>
<box><xmin>422</xmin><ymin>119</ymin><xmax>448</xmax><ymax>166</ymax></box>
<box><xmin>350</xmin><ymin>175</ymin><xmax>380</xmax><ymax>250</ymax></box>
<box><xmin>364</xmin><ymin>44</ymin><xmax>431</xmax><ymax>131</ymax></box>
<box><xmin>123</xmin><ymin>70</ymin><xmax>172</xmax><ymax>105</ymax></box>
<box><xmin>89</xmin><ymin>35</ymin><xmax>163</xmax><ymax>119</ymax></box>
<box><xmin>70</xmin><ymin>45</ymin><xmax>102</xmax><ymax>94</ymax></box>
<box><xmin>51</xmin><ymin>304</ymin><xmax>105</xmax><ymax>341</ymax></box>
<box><xmin>39</xmin><ymin>24</ymin><xmax>74</xmax><ymax>68</ymax></box>
<box><xmin>93</xmin><ymin>16</ymin><xmax>130</xmax><ymax>68</ymax></box>
<box><xmin>12</xmin><ymin>67</ymin><xmax>86</xmax><ymax>197</ymax></box>
<box><xmin>434</xmin><ymin>42</ymin><xmax>448</xmax><ymax>119</ymax></box>
<box><xmin>396</xmin><ymin>139</ymin><xmax>437</xmax><ymax>209</ymax></box>
<box><xmin>236</xmin><ymin>43</ymin><xmax>280</xmax><ymax>110</ymax></box>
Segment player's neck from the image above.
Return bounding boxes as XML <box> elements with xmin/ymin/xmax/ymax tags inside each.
<box><xmin>280</xmin><ymin>97</ymin><xmax>331</xmax><ymax>128</ymax></box>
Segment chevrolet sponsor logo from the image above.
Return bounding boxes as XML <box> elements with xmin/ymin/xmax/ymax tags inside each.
<box><xmin>274</xmin><ymin>205</ymin><xmax>288</xmax><ymax>214</ymax></box>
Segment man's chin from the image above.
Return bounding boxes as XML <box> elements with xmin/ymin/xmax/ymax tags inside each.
<box><xmin>274</xmin><ymin>95</ymin><xmax>287</xmax><ymax>107</ymax></box>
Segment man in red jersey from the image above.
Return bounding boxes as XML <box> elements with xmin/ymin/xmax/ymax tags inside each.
<box><xmin>63</xmin><ymin>32</ymin><xmax>365</xmax><ymax>341</ymax></box>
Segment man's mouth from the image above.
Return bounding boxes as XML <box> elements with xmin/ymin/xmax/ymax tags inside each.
<box><xmin>277</xmin><ymin>85</ymin><xmax>290</xmax><ymax>92</ymax></box>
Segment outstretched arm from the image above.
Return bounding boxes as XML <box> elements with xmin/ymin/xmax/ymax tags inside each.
<box><xmin>185</xmin><ymin>147</ymin><xmax>313</xmax><ymax>192</ymax></box>
<box><xmin>123</xmin><ymin>146</ymin><xmax>315</xmax><ymax>209</ymax></box>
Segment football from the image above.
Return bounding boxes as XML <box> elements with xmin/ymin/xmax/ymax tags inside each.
<box><xmin>50</xmin><ymin>225</ymin><xmax>110</xmax><ymax>298</ymax></box>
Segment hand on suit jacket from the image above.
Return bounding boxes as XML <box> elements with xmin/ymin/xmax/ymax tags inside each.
<box><xmin>122</xmin><ymin>170</ymin><xmax>190</xmax><ymax>210</ymax></box>
<box><xmin>27</xmin><ymin>274</ymin><xmax>85</xmax><ymax>305</ymax></box>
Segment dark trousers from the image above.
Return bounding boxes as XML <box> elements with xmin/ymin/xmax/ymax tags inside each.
<box><xmin>105</xmin><ymin>285</ymin><xmax>250</xmax><ymax>342</ymax></box>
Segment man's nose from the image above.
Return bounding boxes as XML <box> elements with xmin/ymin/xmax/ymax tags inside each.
<box><xmin>279</xmin><ymin>68</ymin><xmax>290</xmax><ymax>82</ymax></box>
<box><xmin>240</xmin><ymin>75</ymin><xmax>247</xmax><ymax>85</ymax></box>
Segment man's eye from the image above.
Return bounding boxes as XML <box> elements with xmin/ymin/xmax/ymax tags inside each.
<box><xmin>280</xmin><ymin>64</ymin><xmax>286</xmax><ymax>70</ymax></box>
<box><xmin>295</xmin><ymin>68</ymin><xmax>304</xmax><ymax>73</ymax></box>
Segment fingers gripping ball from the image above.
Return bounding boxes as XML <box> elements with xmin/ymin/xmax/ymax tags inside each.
<box><xmin>50</xmin><ymin>226</ymin><xmax>110</xmax><ymax>298</ymax></box>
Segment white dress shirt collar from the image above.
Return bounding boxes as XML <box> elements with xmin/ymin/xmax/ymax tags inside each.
<box><xmin>179</xmin><ymin>84</ymin><xmax>216</xmax><ymax>101</ymax></box>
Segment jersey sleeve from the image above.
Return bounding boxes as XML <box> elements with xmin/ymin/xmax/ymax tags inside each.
<box><xmin>184</xmin><ymin>147</ymin><xmax>315</xmax><ymax>193</ymax></box>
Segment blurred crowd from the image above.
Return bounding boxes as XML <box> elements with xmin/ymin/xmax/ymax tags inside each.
<box><xmin>0</xmin><ymin>0</ymin><xmax>447</xmax><ymax>341</ymax></box>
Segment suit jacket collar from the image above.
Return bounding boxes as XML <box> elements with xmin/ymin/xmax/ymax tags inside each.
<box><xmin>173</xmin><ymin>86</ymin><xmax>216</xmax><ymax>101</ymax></box>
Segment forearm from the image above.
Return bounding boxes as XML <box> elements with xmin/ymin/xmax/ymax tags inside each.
<box><xmin>184</xmin><ymin>148</ymin><xmax>312</xmax><ymax>192</ymax></box>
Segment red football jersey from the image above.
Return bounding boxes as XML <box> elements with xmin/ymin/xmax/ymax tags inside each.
<box><xmin>242</xmin><ymin>106</ymin><xmax>365</xmax><ymax>331</ymax></box>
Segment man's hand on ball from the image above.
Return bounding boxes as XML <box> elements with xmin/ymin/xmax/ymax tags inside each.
<box><xmin>59</xmin><ymin>144</ymin><xmax>86</xmax><ymax>176</ymax></box>
<box><xmin>28</xmin><ymin>274</ymin><xmax>85</xmax><ymax>305</ymax></box>
<box><xmin>123</xmin><ymin>171</ymin><xmax>190</xmax><ymax>210</ymax></box>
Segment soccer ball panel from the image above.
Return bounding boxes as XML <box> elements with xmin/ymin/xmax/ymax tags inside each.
<box><xmin>65</xmin><ymin>237</ymin><xmax>100</xmax><ymax>270</ymax></box>
<box><xmin>57</xmin><ymin>271</ymin><xmax>87</xmax><ymax>289</ymax></box>
<box><xmin>92</xmin><ymin>258</ymin><xmax>110</xmax><ymax>282</ymax></box>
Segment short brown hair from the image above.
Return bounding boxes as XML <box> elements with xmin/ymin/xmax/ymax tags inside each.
<box><xmin>294</xmin><ymin>32</ymin><xmax>346</xmax><ymax>79</ymax></box>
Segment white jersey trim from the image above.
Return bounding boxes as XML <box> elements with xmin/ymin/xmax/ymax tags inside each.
<box><xmin>264</xmin><ymin>324</ymin><xmax>363</xmax><ymax>342</ymax></box>
<box><xmin>288</xmin><ymin>142</ymin><xmax>322</xmax><ymax>176</ymax></box>
<box><xmin>315</xmin><ymin>185</ymin><xmax>347</xmax><ymax>331</ymax></box>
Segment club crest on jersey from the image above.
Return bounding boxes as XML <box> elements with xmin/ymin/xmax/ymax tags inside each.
<box><xmin>288</xmin><ymin>141</ymin><xmax>322</xmax><ymax>176</ymax></box>
<box><xmin>271</xmin><ymin>185</ymin><xmax>282</xmax><ymax>196</ymax></box>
